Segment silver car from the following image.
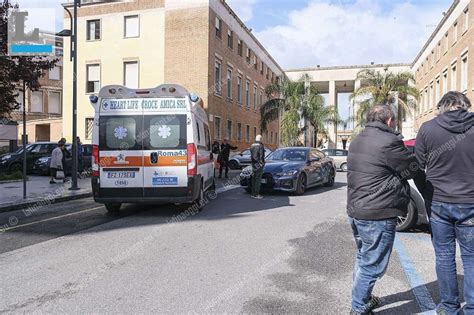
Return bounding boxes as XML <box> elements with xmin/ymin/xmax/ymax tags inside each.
<box><xmin>322</xmin><ymin>149</ymin><xmax>348</xmax><ymax>172</ymax></box>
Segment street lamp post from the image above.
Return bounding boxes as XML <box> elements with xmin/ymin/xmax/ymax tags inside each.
<box><xmin>58</xmin><ymin>0</ymin><xmax>80</xmax><ymax>190</ymax></box>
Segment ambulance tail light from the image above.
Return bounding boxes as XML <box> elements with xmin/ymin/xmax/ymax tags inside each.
<box><xmin>92</xmin><ymin>145</ymin><xmax>100</xmax><ymax>177</ymax></box>
<box><xmin>187</xmin><ymin>143</ymin><xmax>197</xmax><ymax>176</ymax></box>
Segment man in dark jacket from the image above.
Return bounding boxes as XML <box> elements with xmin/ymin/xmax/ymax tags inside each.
<box><xmin>250</xmin><ymin>134</ymin><xmax>265</xmax><ymax>199</ymax></box>
<box><xmin>347</xmin><ymin>105</ymin><xmax>418</xmax><ymax>315</ymax></box>
<box><xmin>415</xmin><ymin>91</ymin><xmax>474</xmax><ymax>315</ymax></box>
<box><xmin>218</xmin><ymin>138</ymin><xmax>237</xmax><ymax>178</ymax></box>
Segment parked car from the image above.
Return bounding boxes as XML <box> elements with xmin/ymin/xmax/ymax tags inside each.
<box><xmin>32</xmin><ymin>144</ymin><xmax>92</xmax><ymax>175</ymax></box>
<box><xmin>322</xmin><ymin>149</ymin><xmax>348</xmax><ymax>172</ymax></box>
<box><xmin>396</xmin><ymin>139</ymin><xmax>429</xmax><ymax>232</ymax></box>
<box><xmin>240</xmin><ymin>147</ymin><xmax>336</xmax><ymax>195</ymax></box>
<box><xmin>0</xmin><ymin>142</ymin><xmax>58</xmax><ymax>173</ymax></box>
<box><xmin>228</xmin><ymin>147</ymin><xmax>273</xmax><ymax>169</ymax></box>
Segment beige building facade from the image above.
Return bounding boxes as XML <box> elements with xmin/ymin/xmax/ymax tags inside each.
<box><xmin>412</xmin><ymin>0</ymin><xmax>473</xmax><ymax>128</ymax></box>
<box><xmin>62</xmin><ymin>0</ymin><xmax>283</xmax><ymax>150</ymax></box>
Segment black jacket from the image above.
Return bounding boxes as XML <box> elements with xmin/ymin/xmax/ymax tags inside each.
<box><xmin>219</xmin><ymin>143</ymin><xmax>237</xmax><ymax>161</ymax></box>
<box><xmin>415</xmin><ymin>110</ymin><xmax>474</xmax><ymax>204</ymax></box>
<box><xmin>347</xmin><ymin>121</ymin><xmax>418</xmax><ymax>220</ymax></box>
<box><xmin>250</xmin><ymin>141</ymin><xmax>265</xmax><ymax>167</ymax></box>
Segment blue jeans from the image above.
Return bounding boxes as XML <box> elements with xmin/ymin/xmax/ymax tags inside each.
<box><xmin>430</xmin><ymin>201</ymin><xmax>474</xmax><ymax>315</ymax></box>
<box><xmin>349</xmin><ymin>217</ymin><xmax>397</xmax><ymax>313</ymax></box>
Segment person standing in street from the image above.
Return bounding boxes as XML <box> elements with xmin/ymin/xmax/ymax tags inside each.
<box><xmin>415</xmin><ymin>91</ymin><xmax>474</xmax><ymax>315</ymax></box>
<box><xmin>218</xmin><ymin>138</ymin><xmax>237</xmax><ymax>178</ymax></box>
<box><xmin>77</xmin><ymin>136</ymin><xmax>84</xmax><ymax>174</ymax></box>
<box><xmin>250</xmin><ymin>134</ymin><xmax>265</xmax><ymax>199</ymax></box>
<box><xmin>49</xmin><ymin>139</ymin><xmax>65</xmax><ymax>184</ymax></box>
<box><xmin>347</xmin><ymin>105</ymin><xmax>419</xmax><ymax>315</ymax></box>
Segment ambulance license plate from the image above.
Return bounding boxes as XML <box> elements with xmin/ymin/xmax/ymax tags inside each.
<box><xmin>107</xmin><ymin>171</ymin><xmax>135</xmax><ymax>179</ymax></box>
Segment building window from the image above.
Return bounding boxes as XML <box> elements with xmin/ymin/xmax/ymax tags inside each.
<box><xmin>253</xmin><ymin>85</ymin><xmax>257</xmax><ymax>110</ymax></box>
<box><xmin>246</xmin><ymin>125</ymin><xmax>250</xmax><ymax>143</ymax></box>
<box><xmin>31</xmin><ymin>91</ymin><xmax>43</xmax><ymax>113</ymax></box>
<box><xmin>215</xmin><ymin>61</ymin><xmax>222</xmax><ymax>95</ymax></box>
<box><xmin>86</xmin><ymin>64</ymin><xmax>100</xmax><ymax>93</ymax></box>
<box><xmin>226</xmin><ymin>68</ymin><xmax>232</xmax><ymax>99</ymax></box>
<box><xmin>464</xmin><ymin>8</ymin><xmax>469</xmax><ymax>32</ymax></box>
<box><xmin>214</xmin><ymin>116</ymin><xmax>221</xmax><ymax>140</ymax></box>
<box><xmin>275</xmin><ymin>132</ymin><xmax>278</xmax><ymax>145</ymax></box>
<box><xmin>461</xmin><ymin>54</ymin><xmax>468</xmax><ymax>92</ymax></box>
<box><xmin>437</xmin><ymin>42</ymin><xmax>441</xmax><ymax>61</ymax></box>
<box><xmin>124</xmin><ymin>15</ymin><xmax>139</xmax><ymax>38</ymax></box>
<box><xmin>266</xmin><ymin>67</ymin><xmax>269</xmax><ymax>80</ymax></box>
<box><xmin>260</xmin><ymin>62</ymin><xmax>264</xmax><ymax>75</ymax></box>
<box><xmin>237</xmin><ymin>123</ymin><xmax>242</xmax><ymax>141</ymax></box>
<box><xmin>253</xmin><ymin>56</ymin><xmax>258</xmax><ymax>70</ymax></box>
<box><xmin>237</xmin><ymin>39</ymin><xmax>242</xmax><ymax>56</ymax></box>
<box><xmin>215</xmin><ymin>17</ymin><xmax>222</xmax><ymax>38</ymax></box>
<box><xmin>245</xmin><ymin>80</ymin><xmax>250</xmax><ymax>108</ymax></box>
<box><xmin>246</xmin><ymin>48</ymin><xmax>251</xmax><ymax>63</ymax></box>
<box><xmin>425</xmin><ymin>88</ymin><xmax>429</xmax><ymax>112</ymax></box>
<box><xmin>454</xmin><ymin>22</ymin><xmax>458</xmax><ymax>43</ymax></box>
<box><xmin>270</xmin><ymin>131</ymin><xmax>273</xmax><ymax>144</ymax></box>
<box><xmin>430</xmin><ymin>83</ymin><xmax>434</xmax><ymax>109</ymax></box>
<box><xmin>15</xmin><ymin>91</ymin><xmax>24</xmax><ymax>112</ymax></box>
<box><xmin>443</xmin><ymin>71</ymin><xmax>448</xmax><ymax>94</ymax></box>
<box><xmin>260</xmin><ymin>90</ymin><xmax>263</xmax><ymax>106</ymax></box>
<box><xmin>253</xmin><ymin>127</ymin><xmax>257</xmax><ymax>141</ymax></box>
<box><xmin>48</xmin><ymin>91</ymin><xmax>61</xmax><ymax>114</ymax></box>
<box><xmin>86</xmin><ymin>19</ymin><xmax>100</xmax><ymax>41</ymax></box>
<box><xmin>237</xmin><ymin>76</ymin><xmax>242</xmax><ymax>103</ymax></box>
<box><xmin>227</xmin><ymin>30</ymin><xmax>233</xmax><ymax>49</ymax></box>
<box><xmin>226</xmin><ymin>120</ymin><xmax>232</xmax><ymax>140</ymax></box>
<box><xmin>49</xmin><ymin>66</ymin><xmax>60</xmax><ymax>80</ymax></box>
<box><xmin>444</xmin><ymin>32</ymin><xmax>449</xmax><ymax>53</ymax></box>
<box><xmin>435</xmin><ymin>78</ymin><xmax>440</xmax><ymax>104</ymax></box>
<box><xmin>85</xmin><ymin>118</ymin><xmax>94</xmax><ymax>140</ymax></box>
<box><xmin>124</xmin><ymin>61</ymin><xmax>139</xmax><ymax>89</ymax></box>
<box><xmin>451</xmin><ymin>63</ymin><xmax>457</xmax><ymax>91</ymax></box>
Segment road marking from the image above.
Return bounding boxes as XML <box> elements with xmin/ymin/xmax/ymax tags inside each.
<box><xmin>394</xmin><ymin>235</ymin><xmax>437</xmax><ymax>313</ymax></box>
<box><xmin>2</xmin><ymin>206</ymin><xmax>104</xmax><ymax>232</ymax></box>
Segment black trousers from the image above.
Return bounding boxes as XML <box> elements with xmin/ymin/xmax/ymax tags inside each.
<box><xmin>219</xmin><ymin>160</ymin><xmax>229</xmax><ymax>177</ymax></box>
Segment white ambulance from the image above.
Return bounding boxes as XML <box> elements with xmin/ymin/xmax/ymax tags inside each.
<box><xmin>89</xmin><ymin>84</ymin><xmax>215</xmax><ymax>212</ymax></box>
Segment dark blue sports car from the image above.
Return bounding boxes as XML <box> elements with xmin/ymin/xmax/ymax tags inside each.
<box><xmin>240</xmin><ymin>147</ymin><xmax>336</xmax><ymax>195</ymax></box>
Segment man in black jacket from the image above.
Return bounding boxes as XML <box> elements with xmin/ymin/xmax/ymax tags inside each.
<box><xmin>250</xmin><ymin>134</ymin><xmax>265</xmax><ymax>199</ymax></box>
<box><xmin>347</xmin><ymin>105</ymin><xmax>418</xmax><ymax>315</ymax></box>
<box><xmin>218</xmin><ymin>138</ymin><xmax>237</xmax><ymax>178</ymax></box>
<box><xmin>415</xmin><ymin>91</ymin><xmax>474</xmax><ymax>315</ymax></box>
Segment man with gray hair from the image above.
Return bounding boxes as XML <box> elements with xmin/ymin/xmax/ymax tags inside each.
<box><xmin>347</xmin><ymin>105</ymin><xmax>419</xmax><ymax>315</ymax></box>
<box><xmin>415</xmin><ymin>91</ymin><xmax>474</xmax><ymax>315</ymax></box>
<box><xmin>250</xmin><ymin>134</ymin><xmax>265</xmax><ymax>199</ymax></box>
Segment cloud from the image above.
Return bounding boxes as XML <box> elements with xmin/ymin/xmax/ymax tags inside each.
<box><xmin>254</xmin><ymin>0</ymin><xmax>451</xmax><ymax>69</ymax></box>
<box><xmin>226</xmin><ymin>0</ymin><xmax>258</xmax><ymax>23</ymax></box>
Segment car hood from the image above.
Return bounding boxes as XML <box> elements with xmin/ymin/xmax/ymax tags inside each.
<box><xmin>264</xmin><ymin>161</ymin><xmax>305</xmax><ymax>173</ymax></box>
<box><xmin>0</xmin><ymin>153</ymin><xmax>19</xmax><ymax>160</ymax></box>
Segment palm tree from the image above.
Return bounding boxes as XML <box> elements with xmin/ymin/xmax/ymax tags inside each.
<box><xmin>260</xmin><ymin>74</ymin><xmax>339</xmax><ymax>147</ymax></box>
<box><xmin>350</xmin><ymin>68</ymin><xmax>419</xmax><ymax>131</ymax></box>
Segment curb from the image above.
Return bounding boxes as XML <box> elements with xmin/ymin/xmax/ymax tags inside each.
<box><xmin>0</xmin><ymin>179</ymin><xmax>27</xmax><ymax>184</ymax></box>
<box><xmin>0</xmin><ymin>191</ymin><xmax>93</xmax><ymax>214</ymax></box>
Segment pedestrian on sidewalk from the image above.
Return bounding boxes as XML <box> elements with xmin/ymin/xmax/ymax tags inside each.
<box><xmin>250</xmin><ymin>134</ymin><xmax>265</xmax><ymax>199</ymax></box>
<box><xmin>60</xmin><ymin>138</ymin><xmax>71</xmax><ymax>183</ymax></box>
<box><xmin>347</xmin><ymin>105</ymin><xmax>419</xmax><ymax>315</ymax></box>
<box><xmin>49</xmin><ymin>139</ymin><xmax>65</xmax><ymax>184</ymax></box>
<box><xmin>77</xmin><ymin>136</ymin><xmax>84</xmax><ymax>174</ymax></box>
<box><xmin>218</xmin><ymin>138</ymin><xmax>237</xmax><ymax>179</ymax></box>
<box><xmin>415</xmin><ymin>91</ymin><xmax>474</xmax><ymax>315</ymax></box>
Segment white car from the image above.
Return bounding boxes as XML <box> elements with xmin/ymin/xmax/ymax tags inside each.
<box><xmin>397</xmin><ymin>181</ymin><xmax>429</xmax><ymax>232</ymax></box>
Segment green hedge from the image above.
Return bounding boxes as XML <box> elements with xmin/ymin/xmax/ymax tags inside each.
<box><xmin>0</xmin><ymin>171</ymin><xmax>24</xmax><ymax>181</ymax></box>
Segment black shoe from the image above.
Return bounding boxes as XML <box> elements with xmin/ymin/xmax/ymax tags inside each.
<box><xmin>50</xmin><ymin>180</ymin><xmax>56</xmax><ymax>184</ymax></box>
<box><xmin>367</xmin><ymin>295</ymin><xmax>381</xmax><ymax>311</ymax></box>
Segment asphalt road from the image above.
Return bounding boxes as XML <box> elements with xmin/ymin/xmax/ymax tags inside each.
<box><xmin>0</xmin><ymin>173</ymin><xmax>465</xmax><ymax>313</ymax></box>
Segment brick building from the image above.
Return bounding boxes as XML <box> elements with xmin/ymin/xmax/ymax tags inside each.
<box><xmin>412</xmin><ymin>0</ymin><xmax>473</xmax><ymax>130</ymax></box>
<box><xmin>62</xmin><ymin>0</ymin><xmax>283</xmax><ymax>150</ymax></box>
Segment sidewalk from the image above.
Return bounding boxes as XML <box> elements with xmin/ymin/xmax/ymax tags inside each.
<box><xmin>0</xmin><ymin>169</ymin><xmax>243</xmax><ymax>213</ymax></box>
<box><xmin>0</xmin><ymin>176</ymin><xmax>92</xmax><ymax>213</ymax></box>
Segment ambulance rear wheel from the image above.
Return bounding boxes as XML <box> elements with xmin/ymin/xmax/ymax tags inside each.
<box><xmin>105</xmin><ymin>203</ymin><xmax>121</xmax><ymax>213</ymax></box>
<box><xmin>195</xmin><ymin>184</ymin><xmax>205</xmax><ymax>212</ymax></box>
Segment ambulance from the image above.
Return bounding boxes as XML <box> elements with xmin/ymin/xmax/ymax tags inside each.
<box><xmin>89</xmin><ymin>84</ymin><xmax>215</xmax><ymax>212</ymax></box>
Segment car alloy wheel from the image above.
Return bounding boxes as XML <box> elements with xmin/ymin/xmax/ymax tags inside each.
<box><xmin>341</xmin><ymin>163</ymin><xmax>348</xmax><ymax>172</ymax></box>
<box><xmin>396</xmin><ymin>198</ymin><xmax>418</xmax><ymax>232</ymax></box>
<box><xmin>295</xmin><ymin>173</ymin><xmax>306</xmax><ymax>195</ymax></box>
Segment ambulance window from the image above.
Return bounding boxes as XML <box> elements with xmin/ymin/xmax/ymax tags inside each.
<box><xmin>196</xmin><ymin>121</ymin><xmax>201</xmax><ymax>143</ymax></box>
<box><xmin>147</xmin><ymin>115</ymin><xmax>186</xmax><ymax>149</ymax></box>
<box><xmin>100</xmin><ymin>117</ymin><xmax>139</xmax><ymax>150</ymax></box>
<box><xmin>204</xmin><ymin>125</ymin><xmax>211</xmax><ymax>151</ymax></box>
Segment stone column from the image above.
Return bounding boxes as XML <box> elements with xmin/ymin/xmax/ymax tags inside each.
<box><xmin>328</xmin><ymin>81</ymin><xmax>337</xmax><ymax>148</ymax></box>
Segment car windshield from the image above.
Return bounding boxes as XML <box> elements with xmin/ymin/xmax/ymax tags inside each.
<box><xmin>267</xmin><ymin>149</ymin><xmax>307</xmax><ymax>161</ymax></box>
<box><xmin>15</xmin><ymin>144</ymin><xmax>34</xmax><ymax>154</ymax></box>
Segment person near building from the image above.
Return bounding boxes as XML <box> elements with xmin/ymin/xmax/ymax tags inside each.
<box><xmin>415</xmin><ymin>91</ymin><xmax>474</xmax><ymax>315</ymax></box>
<box><xmin>347</xmin><ymin>105</ymin><xmax>419</xmax><ymax>315</ymax></box>
<box><xmin>49</xmin><ymin>139</ymin><xmax>65</xmax><ymax>184</ymax></box>
<box><xmin>218</xmin><ymin>138</ymin><xmax>237</xmax><ymax>179</ymax></box>
<box><xmin>249</xmin><ymin>135</ymin><xmax>266</xmax><ymax>199</ymax></box>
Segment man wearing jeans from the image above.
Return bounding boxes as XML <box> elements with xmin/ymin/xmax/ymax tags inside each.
<box><xmin>415</xmin><ymin>91</ymin><xmax>474</xmax><ymax>315</ymax></box>
<box><xmin>347</xmin><ymin>105</ymin><xmax>418</xmax><ymax>315</ymax></box>
<box><xmin>250</xmin><ymin>135</ymin><xmax>265</xmax><ymax>199</ymax></box>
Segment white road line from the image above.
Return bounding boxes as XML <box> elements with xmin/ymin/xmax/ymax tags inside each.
<box><xmin>3</xmin><ymin>206</ymin><xmax>104</xmax><ymax>232</ymax></box>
